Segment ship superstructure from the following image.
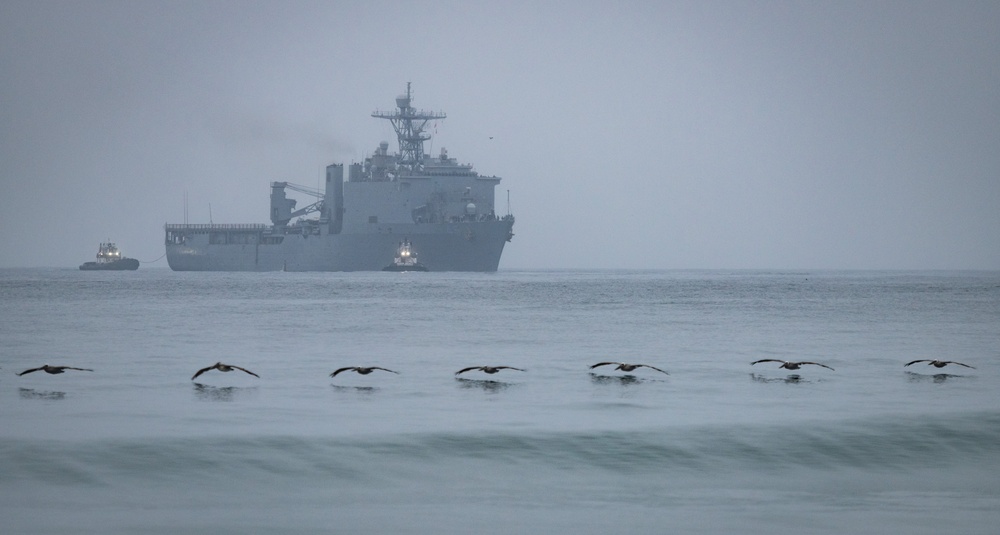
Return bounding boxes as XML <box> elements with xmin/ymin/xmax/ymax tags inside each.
<box><xmin>164</xmin><ymin>84</ymin><xmax>514</xmax><ymax>271</ymax></box>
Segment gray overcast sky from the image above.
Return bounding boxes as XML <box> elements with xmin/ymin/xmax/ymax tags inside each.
<box><xmin>2</xmin><ymin>0</ymin><xmax>998</xmax><ymax>269</ymax></box>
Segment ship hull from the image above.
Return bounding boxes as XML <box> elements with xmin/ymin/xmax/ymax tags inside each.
<box><xmin>79</xmin><ymin>258</ymin><xmax>140</xmax><ymax>271</ymax></box>
<box><xmin>165</xmin><ymin>220</ymin><xmax>512</xmax><ymax>272</ymax></box>
<box><xmin>382</xmin><ymin>264</ymin><xmax>428</xmax><ymax>272</ymax></box>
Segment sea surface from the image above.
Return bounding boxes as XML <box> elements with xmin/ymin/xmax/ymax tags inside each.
<box><xmin>1</xmin><ymin>268</ymin><xmax>998</xmax><ymax>534</ymax></box>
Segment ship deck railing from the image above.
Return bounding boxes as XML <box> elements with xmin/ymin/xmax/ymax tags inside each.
<box><xmin>164</xmin><ymin>223</ymin><xmax>270</xmax><ymax>231</ymax></box>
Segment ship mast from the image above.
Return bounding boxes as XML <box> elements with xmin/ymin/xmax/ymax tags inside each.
<box><xmin>371</xmin><ymin>83</ymin><xmax>446</xmax><ymax>172</ymax></box>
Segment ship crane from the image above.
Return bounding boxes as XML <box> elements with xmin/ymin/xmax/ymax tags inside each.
<box><xmin>270</xmin><ymin>181</ymin><xmax>326</xmax><ymax>227</ymax></box>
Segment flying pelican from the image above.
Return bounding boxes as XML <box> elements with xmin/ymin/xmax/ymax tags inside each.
<box><xmin>330</xmin><ymin>366</ymin><xmax>399</xmax><ymax>377</ymax></box>
<box><xmin>191</xmin><ymin>362</ymin><xmax>260</xmax><ymax>381</ymax></box>
<box><xmin>455</xmin><ymin>366</ymin><xmax>525</xmax><ymax>375</ymax></box>
<box><xmin>905</xmin><ymin>359</ymin><xmax>975</xmax><ymax>370</ymax></box>
<box><xmin>17</xmin><ymin>365</ymin><xmax>93</xmax><ymax>376</ymax></box>
<box><xmin>750</xmin><ymin>359</ymin><xmax>834</xmax><ymax>371</ymax></box>
<box><xmin>589</xmin><ymin>362</ymin><xmax>669</xmax><ymax>375</ymax></box>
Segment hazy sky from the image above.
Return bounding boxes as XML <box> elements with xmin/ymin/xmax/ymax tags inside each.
<box><xmin>2</xmin><ymin>0</ymin><xmax>998</xmax><ymax>269</ymax></box>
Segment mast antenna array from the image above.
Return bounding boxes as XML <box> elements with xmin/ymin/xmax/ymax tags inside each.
<box><xmin>371</xmin><ymin>82</ymin><xmax>446</xmax><ymax>171</ymax></box>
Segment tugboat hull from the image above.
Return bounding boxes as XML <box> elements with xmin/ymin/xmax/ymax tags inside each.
<box><xmin>382</xmin><ymin>263</ymin><xmax>428</xmax><ymax>272</ymax></box>
<box><xmin>80</xmin><ymin>258</ymin><xmax>140</xmax><ymax>271</ymax></box>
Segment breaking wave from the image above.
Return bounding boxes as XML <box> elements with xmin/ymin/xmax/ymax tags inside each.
<box><xmin>4</xmin><ymin>411</ymin><xmax>998</xmax><ymax>487</ymax></box>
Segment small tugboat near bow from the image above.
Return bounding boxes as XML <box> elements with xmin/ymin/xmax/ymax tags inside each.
<box><xmin>79</xmin><ymin>242</ymin><xmax>140</xmax><ymax>271</ymax></box>
<box><xmin>383</xmin><ymin>239</ymin><xmax>428</xmax><ymax>272</ymax></box>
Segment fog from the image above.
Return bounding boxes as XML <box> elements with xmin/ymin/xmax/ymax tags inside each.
<box><xmin>2</xmin><ymin>1</ymin><xmax>998</xmax><ymax>269</ymax></box>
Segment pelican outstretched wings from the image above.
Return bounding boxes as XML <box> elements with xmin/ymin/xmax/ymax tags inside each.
<box><xmin>904</xmin><ymin>359</ymin><xmax>974</xmax><ymax>369</ymax></box>
<box><xmin>17</xmin><ymin>365</ymin><xmax>93</xmax><ymax>376</ymax></box>
<box><xmin>590</xmin><ymin>362</ymin><xmax>669</xmax><ymax>375</ymax></box>
<box><xmin>455</xmin><ymin>366</ymin><xmax>525</xmax><ymax>375</ymax></box>
<box><xmin>750</xmin><ymin>359</ymin><xmax>834</xmax><ymax>370</ymax></box>
<box><xmin>191</xmin><ymin>362</ymin><xmax>260</xmax><ymax>381</ymax></box>
<box><xmin>330</xmin><ymin>366</ymin><xmax>399</xmax><ymax>377</ymax></box>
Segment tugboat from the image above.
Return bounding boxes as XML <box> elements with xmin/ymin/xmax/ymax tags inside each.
<box><xmin>79</xmin><ymin>241</ymin><xmax>140</xmax><ymax>271</ymax></box>
<box><xmin>382</xmin><ymin>239</ymin><xmax>428</xmax><ymax>272</ymax></box>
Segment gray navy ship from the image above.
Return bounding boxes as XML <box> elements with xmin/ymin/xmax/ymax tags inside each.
<box><xmin>164</xmin><ymin>84</ymin><xmax>514</xmax><ymax>272</ymax></box>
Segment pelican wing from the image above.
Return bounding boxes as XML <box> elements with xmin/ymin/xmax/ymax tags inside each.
<box><xmin>589</xmin><ymin>362</ymin><xmax>621</xmax><ymax>369</ymax></box>
<box><xmin>455</xmin><ymin>366</ymin><xmax>483</xmax><ymax>375</ymax></box>
<box><xmin>63</xmin><ymin>367</ymin><xmax>94</xmax><ymax>372</ymax></box>
<box><xmin>945</xmin><ymin>361</ymin><xmax>976</xmax><ymax>369</ymax></box>
<box><xmin>904</xmin><ymin>359</ymin><xmax>931</xmax><ymax>367</ymax></box>
<box><xmin>191</xmin><ymin>364</ymin><xmax>216</xmax><ymax>381</ymax></box>
<box><xmin>369</xmin><ymin>367</ymin><xmax>399</xmax><ymax>374</ymax></box>
<box><xmin>330</xmin><ymin>367</ymin><xmax>357</xmax><ymax>377</ymax></box>
<box><xmin>230</xmin><ymin>365</ymin><xmax>260</xmax><ymax>378</ymax></box>
<box><xmin>495</xmin><ymin>366</ymin><xmax>525</xmax><ymax>372</ymax></box>
<box><xmin>750</xmin><ymin>359</ymin><xmax>785</xmax><ymax>366</ymax></box>
<box><xmin>638</xmin><ymin>364</ymin><xmax>669</xmax><ymax>375</ymax></box>
<box><xmin>800</xmin><ymin>362</ymin><xmax>834</xmax><ymax>371</ymax></box>
<box><xmin>17</xmin><ymin>366</ymin><xmax>45</xmax><ymax>376</ymax></box>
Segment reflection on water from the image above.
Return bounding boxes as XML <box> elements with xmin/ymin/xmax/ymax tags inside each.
<box><xmin>192</xmin><ymin>383</ymin><xmax>258</xmax><ymax>402</ymax></box>
<box><xmin>905</xmin><ymin>371</ymin><xmax>967</xmax><ymax>383</ymax></box>
<box><xmin>455</xmin><ymin>377</ymin><xmax>514</xmax><ymax>393</ymax></box>
<box><xmin>589</xmin><ymin>372</ymin><xmax>646</xmax><ymax>386</ymax></box>
<box><xmin>750</xmin><ymin>373</ymin><xmax>809</xmax><ymax>384</ymax></box>
<box><xmin>331</xmin><ymin>384</ymin><xmax>378</xmax><ymax>396</ymax></box>
<box><xmin>18</xmin><ymin>388</ymin><xmax>67</xmax><ymax>400</ymax></box>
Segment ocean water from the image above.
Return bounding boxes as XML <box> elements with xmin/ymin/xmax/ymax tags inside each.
<box><xmin>1</xmin><ymin>268</ymin><xmax>999</xmax><ymax>534</ymax></box>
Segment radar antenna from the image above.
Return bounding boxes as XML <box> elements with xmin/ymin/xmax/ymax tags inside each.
<box><xmin>371</xmin><ymin>82</ymin><xmax>446</xmax><ymax>171</ymax></box>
